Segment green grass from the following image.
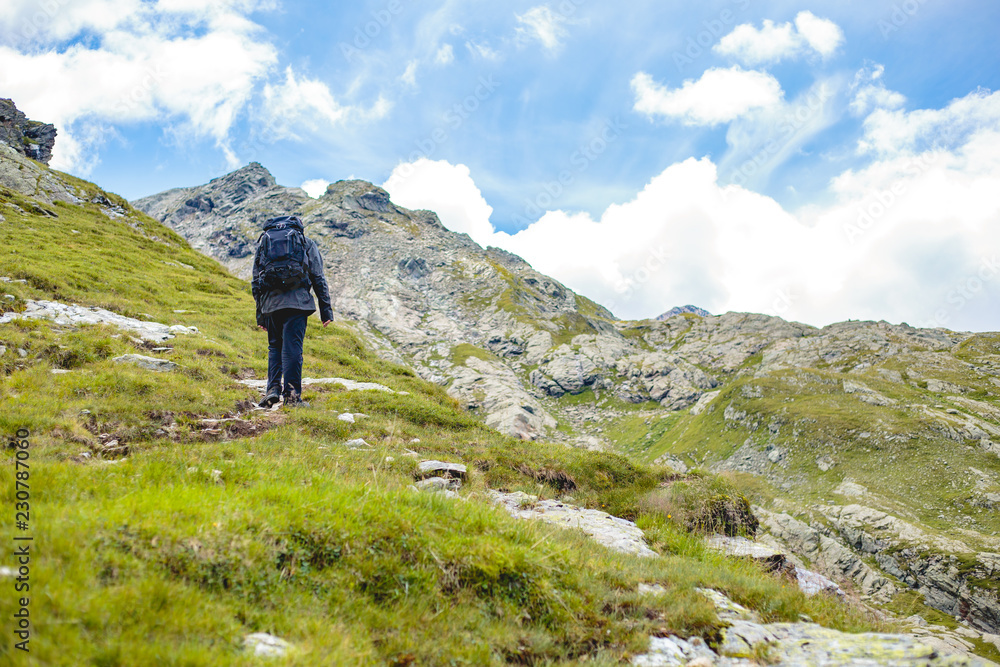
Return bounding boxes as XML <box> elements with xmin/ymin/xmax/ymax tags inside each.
<box><xmin>450</xmin><ymin>343</ymin><xmax>497</xmax><ymax>367</ymax></box>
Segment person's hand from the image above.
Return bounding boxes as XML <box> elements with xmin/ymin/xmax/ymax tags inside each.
<box><xmin>258</xmin><ymin>325</ymin><xmax>266</xmax><ymax>331</ymax></box>
<box><xmin>322</xmin><ymin>320</ymin><xmax>332</xmax><ymax>327</ymax></box>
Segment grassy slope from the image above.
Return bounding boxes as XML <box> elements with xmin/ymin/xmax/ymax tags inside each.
<box><xmin>0</xmin><ymin>173</ymin><xmax>879</xmax><ymax>665</ymax></box>
<box><xmin>603</xmin><ymin>357</ymin><xmax>1000</xmax><ymax>661</ymax></box>
<box><xmin>611</xmin><ymin>369</ymin><xmax>1000</xmax><ymax>540</ymax></box>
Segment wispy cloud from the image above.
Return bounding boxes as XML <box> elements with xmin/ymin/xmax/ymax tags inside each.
<box><xmin>465</xmin><ymin>39</ymin><xmax>502</xmax><ymax>61</ymax></box>
<box><xmin>849</xmin><ymin>64</ymin><xmax>906</xmax><ymax>116</ymax></box>
<box><xmin>435</xmin><ymin>43</ymin><xmax>454</xmax><ymax>65</ymax></box>
<box><xmin>515</xmin><ymin>5</ymin><xmax>569</xmax><ymax>53</ymax></box>
<box><xmin>401</xmin><ymin>60</ymin><xmax>419</xmax><ymax>87</ymax></box>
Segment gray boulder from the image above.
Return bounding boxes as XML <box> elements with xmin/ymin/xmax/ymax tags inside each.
<box><xmin>113</xmin><ymin>354</ymin><xmax>178</xmax><ymax>372</ymax></box>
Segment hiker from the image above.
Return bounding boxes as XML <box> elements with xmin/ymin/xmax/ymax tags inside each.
<box><xmin>252</xmin><ymin>215</ymin><xmax>334</xmax><ymax>408</ymax></box>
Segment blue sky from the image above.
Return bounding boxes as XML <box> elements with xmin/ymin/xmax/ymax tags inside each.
<box><xmin>3</xmin><ymin>0</ymin><xmax>1000</xmax><ymax>329</ymax></box>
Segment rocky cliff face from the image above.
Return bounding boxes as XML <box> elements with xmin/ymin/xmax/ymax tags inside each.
<box><xmin>0</xmin><ymin>99</ymin><xmax>56</xmax><ymax>165</ymax></box>
<box><xmin>135</xmin><ymin>163</ymin><xmax>1000</xmax><ymax>643</ymax></box>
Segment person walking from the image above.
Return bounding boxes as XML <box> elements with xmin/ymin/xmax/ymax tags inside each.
<box><xmin>252</xmin><ymin>215</ymin><xmax>334</xmax><ymax>408</ymax></box>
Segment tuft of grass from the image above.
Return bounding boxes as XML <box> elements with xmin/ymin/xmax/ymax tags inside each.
<box><xmin>449</xmin><ymin>343</ymin><xmax>497</xmax><ymax>367</ymax></box>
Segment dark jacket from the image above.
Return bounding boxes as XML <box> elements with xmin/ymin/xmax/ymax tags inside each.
<box><xmin>252</xmin><ymin>217</ymin><xmax>334</xmax><ymax>326</ymax></box>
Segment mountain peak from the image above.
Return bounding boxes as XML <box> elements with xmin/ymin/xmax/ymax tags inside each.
<box><xmin>321</xmin><ymin>179</ymin><xmax>397</xmax><ymax>214</ymax></box>
<box><xmin>208</xmin><ymin>161</ymin><xmax>276</xmax><ymax>191</ymax></box>
<box><xmin>656</xmin><ymin>305</ymin><xmax>712</xmax><ymax>320</ymax></box>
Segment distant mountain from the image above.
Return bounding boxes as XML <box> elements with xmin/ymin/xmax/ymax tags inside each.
<box><xmin>656</xmin><ymin>305</ymin><xmax>712</xmax><ymax>320</ymax></box>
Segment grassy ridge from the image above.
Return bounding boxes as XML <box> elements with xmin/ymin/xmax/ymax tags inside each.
<box><xmin>0</xmin><ymin>169</ymin><xmax>878</xmax><ymax>665</ymax></box>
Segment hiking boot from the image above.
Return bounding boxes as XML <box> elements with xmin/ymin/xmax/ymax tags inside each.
<box><xmin>258</xmin><ymin>393</ymin><xmax>281</xmax><ymax>409</ymax></box>
<box><xmin>283</xmin><ymin>392</ymin><xmax>309</xmax><ymax>408</ymax></box>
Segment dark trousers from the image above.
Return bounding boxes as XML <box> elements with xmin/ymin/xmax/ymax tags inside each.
<box><xmin>265</xmin><ymin>308</ymin><xmax>309</xmax><ymax>398</ymax></box>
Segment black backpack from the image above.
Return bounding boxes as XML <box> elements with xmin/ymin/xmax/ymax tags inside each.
<box><xmin>256</xmin><ymin>216</ymin><xmax>310</xmax><ymax>293</ymax></box>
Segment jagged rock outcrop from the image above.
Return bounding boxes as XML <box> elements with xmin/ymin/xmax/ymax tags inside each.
<box><xmin>757</xmin><ymin>507</ymin><xmax>898</xmax><ymax>602</ymax></box>
<box><xmin>758</xmin><ymin>504</ymin><xmax>1000</xmax><ymax>635</ymax></box>
<box><xmin>633</xmin><ymin>588</ymin><xmax>997</xmax><ymax>666</ymax></box>
<box><xmin>0</xmin><ymin>99</ymin><xmax>56</xmax><ymax>164</ymax></box>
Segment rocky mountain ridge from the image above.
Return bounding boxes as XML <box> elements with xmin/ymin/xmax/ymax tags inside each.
<box><xmin>135</xmin><ymin>163</ymin><xmax>1000</xmax><ymax>649</ymax></box>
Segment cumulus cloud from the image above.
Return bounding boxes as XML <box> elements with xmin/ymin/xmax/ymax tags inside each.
<box><xmin>631</xmin><ymin>67</ymin><xmax>783</xmax><ymax>126</ymax></box>
<box><xmin>301</xmin><ymin>179</ymin><xmax>330</xmax><ymax>198</ymax></box>
<box><xmin>794</xmin><ymin>11</ymin><xmax>845</xmax><ymax>57</ymax></box>
<box><xmin>515</xmin><ymin>5</ymin><xmax>569</xmax><ymax>53</ymax></box>
<box><xmin>383</xmin><ymin>158</ymin><xmax>496</xmax><ymax>246</ymax></box>
<box><xmin>383</xmin><ymin>88</ymin><xmax>1000</xmax><ymax>330</ymax></box>
<box><xmin>714</xmin><ymin>11</ymin><xmax>844</xmax><ymax>65</ymax></box>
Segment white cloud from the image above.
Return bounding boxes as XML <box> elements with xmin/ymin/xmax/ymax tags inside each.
<box><xmin>401</xmin><ymin>60</ymin><xmax>419</xmax><ymax>87</ymax></box>
<box><xmin>515</xmin><ymin>5</ymin><xmax>569</xmax><ymax>53</ymax></box>
<box><xmin>714</xmin><ymin>11</ymin><xmax>844</xmax><ymax>65</ymax></box>
<box><xmin>631</xmin><ymin>67</ymin><xmax>783</xmax><ymax>126</ymax></box>
<box><xmin>261</xmin><ymin>67</ymin><xmax>351</xmax><ymax>139</ymax></box>
<box><xmin>435</xmin><ymin>43</ymin><xmax>454</xmax><ymax>65</ymax></box>
<box><xmin>858</xmin><ymin>88</ymin><xmax>1000</xmax><ymax>156</ymax></box>
<box><xmin>0</xmin><ymin>0</ymin><xmax>381</xmax><ymax>174</ymax></box>
<box><xmin>260</xmin><ymin>69</ymin><xmax>391</xmax><ymax>140</ymax></box>
<box><xmin>301</xmin><ymin>179</ymin><xmax>330</xmax><ymax>198</ymax></box>
<box><xmin>383</xmin><ymin>88</ymin><xmax>1000</xmax><ymax>330</ymax></box>
<box><xmin>718</xmin><ymin>77</ymin><xmax>842</xmax><ymax>189</ymax></box>
<box><xmin>383</xmin><ymin>158</ymin><xmax>496</xmax><ymax>247</ymax></box>
<box><xmin>794</xmin><ymin>11</ymin><xmax>845</xmax><ymax>57</ymax></box>
<box><xmin>0</xmin><ymin>0</ymin><xmax>280</xmax><ymax>172</ymax></box>
<box><xmin>465</xmin><ymin>39</ymin><xmax>502</xmax><ymax>61</ymax></box>
<box><xmin>850</xmin><ymin>64</ymin><xmax>906</xmax><ymax>116</ymax></box>
<box><xmin>713</xmin><ymin>20</ymin><xmax>799</xmax><ymax>65</ymax></box>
